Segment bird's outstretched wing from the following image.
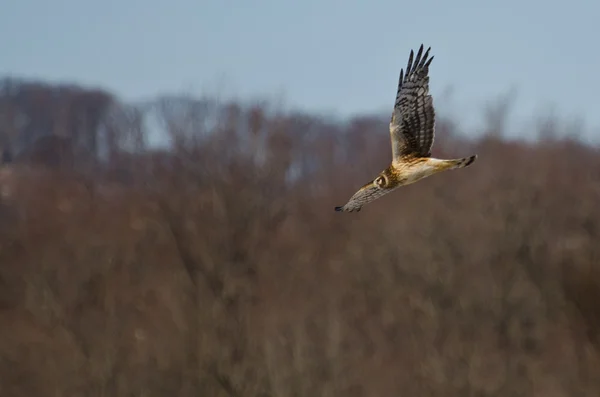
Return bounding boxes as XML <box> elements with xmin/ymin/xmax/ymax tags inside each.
<box><xmin>334</xmin><ymin>180</ymin><xmax>396</xmax><ymax>213</ymax></box>
<box><xmin>390</xmin><ymin>44</ymin><xmax>436</xmax><ymax>160</ymax></box>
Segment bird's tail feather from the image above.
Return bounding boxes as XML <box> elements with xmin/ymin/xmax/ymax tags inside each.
<box><xmin>446</xmin><ymin>154</ymin><xmax>478</xmax><ymax>169</ymax></box>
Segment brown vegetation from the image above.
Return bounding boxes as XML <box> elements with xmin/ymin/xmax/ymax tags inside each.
<box><xmin>0</xmin><ymin>79</ymin><xmax>600</xmax><ymax>396</ymax></box>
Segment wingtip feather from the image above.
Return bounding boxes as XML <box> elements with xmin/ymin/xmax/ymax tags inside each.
<box><xmin>425</xmin><ymin>55</ymin><xmax>434</xmax><ymax>68</ymax></box>
<box><xmin>403</xmin><ymin>44</ymin><xmax>435</xmax><ymax>82</ymax></box>
<box><xmin>406</xmin><ymin>50</ymin><xmax>415</xmax><ymax>75</ymax></box>
<box><xmin>415</xmin><ymin>45</ymin><xmax>424</xmax><ymax>64</ymax></box>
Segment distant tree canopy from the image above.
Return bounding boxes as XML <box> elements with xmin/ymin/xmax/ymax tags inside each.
<box><xmin>0</xmin><ymin>78</ymin><xmax>403</xmax><ymax>183</ymax></box>
<box><xmin>0</xmin><ymin>78</ymin><xmax>113</xmax><ymax>167</ymax></box>
<box><xmin>0</xmin><ymin>76</ymin><xmax>600</xmax><ymax>397</ymax></box>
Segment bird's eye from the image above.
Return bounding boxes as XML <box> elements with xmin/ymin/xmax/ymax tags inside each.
<box><xmin>375</xmin><ymin>176</ymin><xmax>386</xmax><ymax>187</ymax></box>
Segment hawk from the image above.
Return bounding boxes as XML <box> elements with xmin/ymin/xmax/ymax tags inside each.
<box><xmin>335</xmin><ymin>44</ymin><xmax>477</xmax><ymax>213</ymax></box>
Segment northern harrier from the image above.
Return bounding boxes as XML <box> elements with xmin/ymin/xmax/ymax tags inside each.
<box><xmin>335</xmin><ymin>44</ymin><xmax>477</xmax><ymax>213</ymax></box>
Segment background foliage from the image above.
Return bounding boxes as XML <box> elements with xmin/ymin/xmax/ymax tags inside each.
<box><xmin>0</xmin><ymin>79</ymin><xmax>599</xmax><ymax>397</ymax></box>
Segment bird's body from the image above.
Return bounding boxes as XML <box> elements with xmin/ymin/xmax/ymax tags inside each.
<box><xmin>335</xmin><ymin>44</ymin><xmax>478</xmax><ymax>213</ymax></box>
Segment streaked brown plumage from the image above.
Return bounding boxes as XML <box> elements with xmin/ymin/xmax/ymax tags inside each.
<box><xmin>335</xmin><ymin>44</ymin><xmax>478</xmax><ymax>213</ymax></box>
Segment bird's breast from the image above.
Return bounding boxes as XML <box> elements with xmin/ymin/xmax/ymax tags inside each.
<box><xmin>390</xmin><ymin>161</ymin><xmax>436</xmax><ymax>186</ymax></box>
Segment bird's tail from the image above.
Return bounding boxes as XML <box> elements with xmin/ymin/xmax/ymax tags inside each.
<box><xmin>444</xmin><ymin>154</ymin><xmax>478</xmax><ymax>170</ymax></box>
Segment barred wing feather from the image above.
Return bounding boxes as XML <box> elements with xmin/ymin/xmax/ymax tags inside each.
<box><xmin>389</xmin><ymin>44</ymin><xmax>436</xmax><ymax>160</ymax></box>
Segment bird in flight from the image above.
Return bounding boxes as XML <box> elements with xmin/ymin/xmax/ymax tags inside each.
<box><xmin>335</xmin><ymin>44</ymin><xmax>477</xmax><ymax>213</ymax></box>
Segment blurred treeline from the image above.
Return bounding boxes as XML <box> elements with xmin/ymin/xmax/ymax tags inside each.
<box><xmin>0</xmin><ymin>78</ymin><xmax>599</xmax><ymax>397</ymax></box>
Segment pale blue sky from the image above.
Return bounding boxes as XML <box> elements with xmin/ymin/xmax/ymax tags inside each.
<box><xmin>2</xmin><ymin>0</ymin><xmax>600</xmax><ymax>140</ymax></box>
